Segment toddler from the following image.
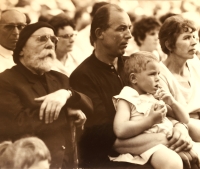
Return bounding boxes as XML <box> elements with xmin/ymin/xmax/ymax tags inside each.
<box><xmin>110</xmin><ymin>51</ymin><xmax>200</xmax><ymax>169</ymax></box>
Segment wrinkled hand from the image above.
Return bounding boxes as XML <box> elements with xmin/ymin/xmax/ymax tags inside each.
<box><xmin>166</xmin><ymin>126</ymin><xmax>193</xmax><ymax>152</ymax></box>
<box><xmin>67</xmin><ymin>108</ymin><xmax>86</xmax><ymax>129</ymax></box>
<box><xmin>154</xmin><ymin>88</ymin><xmax>175</xmax><ymax>106</ymax></box>
<box><xmin>149</xmin><ymin>103</ymin><xmax>166</xmax><ymax>125</ymax></box>
<box><xmin>35</xmin><ymin>89</ymin><xmax>71</xmax><ymax>124</ymax></box>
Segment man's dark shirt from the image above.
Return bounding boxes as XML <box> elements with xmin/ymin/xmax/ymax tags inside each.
<box><xmin>70</xmin><ymin>52</ymin><xmax>153</xmax><ymax>169</ymax></box>
<box><xmin>70</xmin><ymin>51</ymin><xmax>125</xmax><ymax>128</ymax></box>
<box><xmin>0</xmin><ymin>62</ymin><xmax>93</xmax><ymax>169</ymax></box>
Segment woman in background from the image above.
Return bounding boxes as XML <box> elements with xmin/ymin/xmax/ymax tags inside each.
<box><xmin>49</xmin><ymin>13</ymin><xmax>82</xmax><ymax>77</ymax></box>
<box><xmin>159</xmin><ymin>14</ymin><xmax>200</xmax><ymax>142</ymax></box>
<box><xmin>132</xmin><ymin>17</ymin><xmax>165</xmax><ymax>61</ymax></box>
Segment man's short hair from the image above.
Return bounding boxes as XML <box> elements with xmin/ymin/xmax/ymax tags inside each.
<box><xmin>124</xmin><ymin>51</ymin><xmax>158</xmax><ymax>86</ymax></box>
<box><xmin>90</xmin><ymin>2</ymin><xmax>109</xmax><ymax>18</ymax></box>
<box><xmin>90</xmin><ymin>4</ymin><xmax>124</xmax><ymax>46</ymax></box>
<box><xmin>48</xmin><ymin>13</ymin><xmax>75</xmax><ymax>35</ymax></box>
<box><xmin>159</xmin><ymin>15</ymin><xmax>199</xmax><ymax>55</ymax></box>
<box><xmin>132</xmin><ymin>17</ymin><xmax>161</xmax><ymax>46</ymax></box>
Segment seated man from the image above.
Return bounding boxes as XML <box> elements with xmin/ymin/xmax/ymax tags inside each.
<box><xmin>0</xmin><ymin>22</ymin><xmax>92</xmax><ymax>169</ymax></box>
<box><xmin>70</xmin><ymin>4</ymin><xmax>194</xmax><ymax>169</ymax></box>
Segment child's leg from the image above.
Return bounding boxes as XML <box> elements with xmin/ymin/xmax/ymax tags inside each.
<box><xmin>150</xmin><ymin>146</ymin><xmax>183</xmax><ymax>169</ymax></box>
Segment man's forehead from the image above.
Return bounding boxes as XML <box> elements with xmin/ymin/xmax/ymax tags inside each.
<box><xmin>32</xmin><ymin>27</ymin><xmax>54</xmax><ymax>35</ymax></box>
<box><xmin>108</xmin><ymin>10</ymin><xmax>131</xmax><ymax>26</ymax></box>
<box><xmin>0</xmin><ymin>10</ymin><xmax>26</xmax><ymax>23</ymax></box>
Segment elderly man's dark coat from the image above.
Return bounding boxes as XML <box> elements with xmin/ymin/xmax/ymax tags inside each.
<box><xmin>0</xmin><ymin>63</ymin><xmax>92</xmax><ymax>169</ymax></box>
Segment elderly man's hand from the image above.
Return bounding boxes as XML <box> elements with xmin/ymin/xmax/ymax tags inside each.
<box><xmin>67</xmin><ymin>108</ymin><xmax>86</xmax><ymax>129</ymax></box>
<box><xmin>35</xmin><ymin>89</ymin><xmax>71</xmax><ymax>123</ymax></box>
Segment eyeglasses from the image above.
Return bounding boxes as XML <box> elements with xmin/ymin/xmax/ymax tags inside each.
<box><xmin>31</xmin><ymin>35</ymin><xmax>59</xmax><ymax>44</ymax></box>
<box><xmin>58</xmin><ymin>33</ymin><xmax>77</xmax><ymax>40</ymax></box>
<box><xmin>0</xmin><ymin>23</ymin><xmax>27</xmax><ymax>31</ymax></box>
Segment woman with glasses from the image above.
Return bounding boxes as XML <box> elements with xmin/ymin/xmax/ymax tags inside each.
<box><xmin>49</xmin><ymin>13</ymin><xmax>82</xmax><ymax>77</ymax></box>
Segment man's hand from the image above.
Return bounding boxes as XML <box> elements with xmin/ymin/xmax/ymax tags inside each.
<box><xmin>67</xmin><ymin>108</ymin><xmax>86</xmax><ymax>129</ymax></box>
<box><xmin>178</xmin><ymin>148</ymin><xmax>200</xmax><ymax>169</ymax></box>
<box><xmin>35</xmin><ymin>89</ymin><xmax>71</xmax><ymax>123</ymax></box>
<box><xmin>166</xmin><ymin>124</ymin><xmax>193</xmax><ymax>152</ymax></box>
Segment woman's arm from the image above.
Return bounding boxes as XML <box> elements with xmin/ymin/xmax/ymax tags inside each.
<box><xmin>113</xmin><ymin>99</ymin><xmax>165</xmax><ymax>139</ymax></box>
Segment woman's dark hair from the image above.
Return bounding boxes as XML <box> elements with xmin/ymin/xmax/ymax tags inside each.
<box><xmin>159</xmin><ymin>15</ymin><xmax>198</xmax><ymax>55</ymax></box>
<box><xmin>132</xmin><ymin>17</ymin><xmax>161</xmax><ymax>46</ymax></box>
<box><xmin>90</xmin><ymin>4</ymin><xmax>124</xmax><ymax>46</ymax></box>
<box><xmin>49</xmin><ymin>13</ymin><xmax>75</xmax><ymax>35</ymax></box>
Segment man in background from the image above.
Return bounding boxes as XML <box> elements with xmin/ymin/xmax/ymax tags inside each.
<box><xmin>0</xmin><ymin>9</ymin><xmax>26</xmax><ymax>72</ymax></box>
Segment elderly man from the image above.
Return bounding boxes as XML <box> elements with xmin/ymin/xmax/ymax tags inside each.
<box><xmin>0</xmin><ymin>9</ymin><xmax>26</xmax><ymax>72</ymax></box>
<box><xmin>70</xmin><ymin>4</ymin><xmax>193</xmax><ymax>169</ymax></box>
<box><xmin>0</xmin><ymin>22</ymin><xmax>92</xmax><ymax>169</ymax></box>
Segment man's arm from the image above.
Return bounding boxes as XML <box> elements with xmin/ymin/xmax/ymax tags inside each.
<box><xmin>70</xmin><ymin>72</ymin><xmax>108</xmax><ymax>127</ymax></box>
<box><xmin>34</xmin><ymin>88</ymin><xmax>93</xmax><ymax>124</ymax></box>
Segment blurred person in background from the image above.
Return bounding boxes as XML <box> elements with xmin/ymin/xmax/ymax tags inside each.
<box><xmin>0</xmin><ymin>137</ymin><xmax>51</xmax><ymax>169</ymax></box>
<box><xmin>49</xmin><ymin>12</ymin><xmax>82</xmax><ymax>77</ymax></box>
<box><xmin>132</xmin><ymin>16</ymin><xmax>164</xmax><ymax>61</ymax></box>
<box><xmin>73</xmin><ymin>1</ymin><xmax>109</xmax><ymax>61</ymax></box>
<box><xmin>0</xmin><ymin>9</ymin><xmax>26</xmax><ymax>73</ymax></box>
<box><xmin>159</xmin><ymin>12</ymin><xmax>177</xmax><ymax>24</ymax></box>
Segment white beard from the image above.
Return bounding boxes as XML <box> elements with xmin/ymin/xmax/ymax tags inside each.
<box><xmin>21</xmin><ymin>49</ymin><xmax>56</xmax><ymax>75</ymax></box>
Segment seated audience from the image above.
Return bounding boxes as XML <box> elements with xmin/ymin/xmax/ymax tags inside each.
<box><xmin>159</xmin><ymin>14</ymin><xmax>200</xmax><ymax>142</ymax></box>
<box><xmin>0</xmin><ymin>136</ymin><xmax>51</xmax><ymax>169</ymax></box>
<box><xmin>0</xmin><ymin>22</ymin><xmax>92</xmax><ymax>169</ymax></box>
<box><xmin>70</xmin><ymin>4</ymin><xmax>193</xmax><ymax>169</ymax></box>
<box><xmin>0</xmin><ymin>9</ymin><xmax>26</xmax><ymax>72</ymax></box>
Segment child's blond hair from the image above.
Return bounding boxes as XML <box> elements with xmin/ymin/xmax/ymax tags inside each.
<box><xmin>124</xmin><ymin>51</ymin><xmax>159</xmax><ymax>86</ymax></box>
<box><xmin>0</xmin><ymin>136</ymin><xmax>51</xmax><ymax>169</ymax></box>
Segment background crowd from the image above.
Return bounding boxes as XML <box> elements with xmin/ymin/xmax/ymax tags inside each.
<box><xmin>1</xmin><ymin>0</ymin><xmax>200</xmax><ymax>64</ymax></box>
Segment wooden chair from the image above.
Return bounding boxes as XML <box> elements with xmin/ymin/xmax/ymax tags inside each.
<box><xmin>70</xmin><ymin>120</ymin><xmax>78</xmax><ymax>169</ymax></box>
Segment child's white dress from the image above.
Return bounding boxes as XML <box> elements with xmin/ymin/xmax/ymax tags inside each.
<box><xmin>109</xmin><ymin>86</ymin><xmax>189</xmax><ymax>164</ymax></box>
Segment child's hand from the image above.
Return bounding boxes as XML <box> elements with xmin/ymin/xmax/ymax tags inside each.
<box><xmin>149</xmin><ymin>103</ymin><xmax>166</xmax><ymax>125</ymax></box>
<box><xmin>155</xmin><ymin>88</ymin><xmax>175</xmax><ymax>106</ymax></box>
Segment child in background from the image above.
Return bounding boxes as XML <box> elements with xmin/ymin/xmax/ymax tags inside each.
<box><xmin>0</xmin><ymin>136</ymin><xmax>51</xmax><ymax>169</ymax></box>
<box><xmin>110</xmin><ymin>51</ymin><xmax>200</xmax><ymax>169</ymax></box>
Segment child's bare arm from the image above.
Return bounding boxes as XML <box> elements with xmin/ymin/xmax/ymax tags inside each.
<box><xmin>113</xmin><ymin>99</ymin><xmax>165</xmax><ymax>139</ymax></box>
<box><xmin>155</xmin><ymin>88</ymin><xmax>189</xmax><ymax>124</ymax></box>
